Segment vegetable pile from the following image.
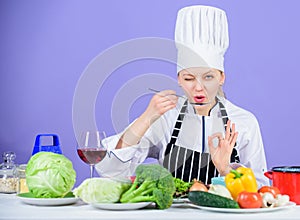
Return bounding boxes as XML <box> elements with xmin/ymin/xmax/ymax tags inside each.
<box><xmin>187</xmin><ymin>167</ymin><xmax>291</xmax><ymax>209</ymax></box>
<box><xmin>73</xmin><ymin>164</ymin><xmax>290</xmax><ymax>210</ymax></box>
<box><xmin>187</xmin><ymin>178</ymin><xmax>239</xmax><ymax>208</ymax></box>
<box><xmin>120</xmin><ymin>164</ymin><xmax>176</xmax><ymax>209</ymax></box>
<box><xmin>26</xmin><ymin>152</ymin><xmax>76</xmax><ymax>198</ymax></box>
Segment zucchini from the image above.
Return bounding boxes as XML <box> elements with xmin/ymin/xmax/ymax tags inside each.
<box><xmin>188</xmin><ymin>191</ymin><xmax>239</xmax><ymax>209</ymax></box>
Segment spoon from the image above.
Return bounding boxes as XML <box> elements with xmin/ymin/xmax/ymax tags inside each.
<box><xmin>148</xmin><ymin>88</ymin><xmax>184</xmax><ymax>98</ymax></box>
<box><xmin>148</xmin><ymin>88</ymin><xmax>210</xmax><ymax>106</ymax></box>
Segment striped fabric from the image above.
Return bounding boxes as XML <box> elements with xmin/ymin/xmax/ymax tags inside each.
<box><xmin>163</xmin><ymin>99</ymin><xmax>239</xmax><ymax>184</ymax></box>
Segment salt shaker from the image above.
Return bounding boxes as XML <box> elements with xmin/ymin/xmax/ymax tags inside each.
<box><xmin>0</xmin><ymin>151</ymin><xmax>18</xmax><ymax>193</ymax></box>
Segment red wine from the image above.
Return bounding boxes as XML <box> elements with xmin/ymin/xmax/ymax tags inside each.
<box><xmin>77</xmin><ymin>148</ymin><xmax>107</xmax><ymax>165</ymax></box>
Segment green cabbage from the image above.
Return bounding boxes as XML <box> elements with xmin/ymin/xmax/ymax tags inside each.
<box><xmin>26</xmin><ymin>152</ymin><xmax>76</xmax><ymax>198</ymax></box>
<box><xmin>73</xmin><ymin>178</ymin><xmax>131</xmax><ymax>203</ymax></box>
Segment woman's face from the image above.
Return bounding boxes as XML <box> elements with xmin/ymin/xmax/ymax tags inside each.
<box><xmin>178</xmin><ymin>67</ymin><xmax>224</xmax><ymax>111</ymax></box>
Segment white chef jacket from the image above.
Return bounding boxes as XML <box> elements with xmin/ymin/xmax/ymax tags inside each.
<box><xmin>96</xmin><ymin>96</ymin><xmax>269</xmax><ymax>187</ymax></box>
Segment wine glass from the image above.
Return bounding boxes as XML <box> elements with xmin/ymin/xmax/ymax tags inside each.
<box><xmin>77</xmin><ymin>131</ymin><xmax>107</xmax><ymax>178</ymax></box>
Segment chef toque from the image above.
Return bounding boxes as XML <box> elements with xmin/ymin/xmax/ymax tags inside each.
<box><xmin>175</xmin><ymin>5</ymin><xmax>229</xmax><ymax>73</ymax></box>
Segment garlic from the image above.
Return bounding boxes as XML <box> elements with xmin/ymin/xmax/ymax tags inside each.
<box><xmin>208</xmin><ymin>184</ymin><xmax>233</xmax><ymax>199</ymax></box>
<box><xmin>261</xmin><ymin>192</ymin><xmax>276</xmax><ymax>208</ymax></box>
<box><xmin>274</xmin><ymin>194</ymin><xmax>290</xmax><ymax>207</ymax></box>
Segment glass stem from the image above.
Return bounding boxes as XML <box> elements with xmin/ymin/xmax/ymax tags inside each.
<box><xmin>90</xmin><ymin>165</ymin><xmax>94</xmax><ymax>178</ymax></box>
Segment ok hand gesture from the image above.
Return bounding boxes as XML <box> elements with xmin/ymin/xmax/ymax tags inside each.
<box><xmin>208</xmin><ymin>120</ymin><xmax>238</xmax><ymax>176</ymax></box>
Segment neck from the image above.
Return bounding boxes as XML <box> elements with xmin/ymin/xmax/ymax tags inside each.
<box><xmin>195</xmin><ymin>99</ymin><xmax>217</xmax><ymax>116</ymax></box>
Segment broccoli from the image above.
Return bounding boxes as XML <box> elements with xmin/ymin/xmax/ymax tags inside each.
<box><xmin>120</xmin><ymin>164</ymin><xmax>176</xmax><ymax>209</ymax></box>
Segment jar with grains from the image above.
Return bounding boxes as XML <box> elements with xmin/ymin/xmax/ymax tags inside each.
<box><xmin>17</xmin><ymin>164</ymin><xmax>29</xmax><ymax>194</ymax></box>
<box><xmin>0</xmin><ymin>151</ymin><xmax>17</xmax><ymax>193</ymax></box>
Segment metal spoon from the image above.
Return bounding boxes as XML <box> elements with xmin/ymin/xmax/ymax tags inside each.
<box><xmin>148</xmin><ymin>88</ymin><xmax>210</xmax><ymax>106</ymax></box>
<box><xmin>148</xmin><ymin>88</ymin><xmax>184</xmax><ymax>98</ymax></box>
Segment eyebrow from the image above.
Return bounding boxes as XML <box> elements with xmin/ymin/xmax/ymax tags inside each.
<box><xmin>182</xmin><ymin>72</ymin><xmax>195</xmax><ymax>76</ymax></box>
<box><xmin>202</xmin><ymin>69</ymin><xmax>215</xmax><ymax>74</ymax></box>
<box><xmin>182</xmin><ymin>69</ymin><xmax>213</xmax><ymax>76</ymax></box>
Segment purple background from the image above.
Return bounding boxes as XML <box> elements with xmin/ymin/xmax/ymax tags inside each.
<box><xmin>1</xmin><ymin>0</ymin><xmax>299</xmax><ymax>186</ymax></box>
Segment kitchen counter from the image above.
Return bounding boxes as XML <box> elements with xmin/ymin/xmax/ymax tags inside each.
<box><xmin>0</xmin><ymin>193</ymin><xmax>299</xmax><ymax>220</ymax></box>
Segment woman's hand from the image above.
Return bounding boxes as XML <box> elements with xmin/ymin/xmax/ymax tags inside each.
<box><xmin>142</xmin><ymin>90</ymin><xmax>178</xmax><ymax>125</ymax></box>
<box><xmin>116</xmin><ymin>90</ymin><xmax>178</xmax><ymax>149</ymax></box>
<box><xmin>208</xmin><ymin>120</ymin><xmax>238</xmax><ymax>176</ymax></box>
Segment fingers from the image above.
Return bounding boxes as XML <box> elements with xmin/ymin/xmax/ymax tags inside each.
<box><xmin>155</xmin><ymin>90</ymin><xmax>177</xmax><ymax>99</ymax></box>
<box><xmin>207</xmin><ymin>135</ymin><xmax>216</xmax><ymax>155</ymax></box>
<box><xmin>225</xmin><ymin>120</ymin><xmax>231</xmax><ymax>140</ymax></box>
<box><xmin>154</xmin><ymin>90</ymin><xmax>177</xmax><ymax>103</ymax></box>
<box><xmin>227</xmin><ymin>121</ymin><xmax>234</xmax><ymax>142</ymax></box>
<box><xmin>224</xmin><ymin>120</ymin><xmax>238</xmax><ymax>144</ymax></box>
<box><xmin>208</xmin><ymin>135</ymin><xmax>214</xmax><ymax>148</ymax></box>
<box><xmin>154</xmin><ymin>90</ymin><xmax>178</xmax><ymax>109</ymax></box>
<box><xmin>208</xmin><ymin>132</ymin><xmax>223</xmax><ymax>151</ymax></box>
<box><xmin>148</xmin><ymin>90</ymin><xmax>178</xmax><ymax>117</ymax></box>
<box><xmin>230</xmin><ymin>131</ymin><xmax>238</xmax><ymax>146</ymax></box>
<box><xmin>157</xmin><ymin>97</ymin><xmax>177</xmax><ymax>111</ymax></box>
<box><xmin>209</xmin><ymin>132</ymin><xmax>224</xmax><ymax>141</ymax></box>
<box><xmin>231</xmin><ymin>121</ymin><xmax>235</xmax><ymax>133</ymax></box>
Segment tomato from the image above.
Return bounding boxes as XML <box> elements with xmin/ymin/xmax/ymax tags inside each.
<box><xmin>237</xmin><ymin>191</ymin><xmax>263</xmax><ymax>209</ymax></box>
<box><xmin>130</xmin><ymin>176</ymin><xmax>136</xmax><ymax>183</ymax></box>
<box><xmin>258</xmin><ymin>186</ymin><xmax>280</xmax><ymax>197</ymax></box>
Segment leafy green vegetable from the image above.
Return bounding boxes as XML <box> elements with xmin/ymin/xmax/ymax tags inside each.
<box><xmin>120</xmin><ymin>164</ymin><xmax>175</xmax><ymax>209</ymax></box>
<box><xmin>73</xmin><ymin>178</ymin><xmax>131</xmax><ymax>203</ymax></box>
<box><xmin>173</xmin><ymin>178</ymin><xmax>193</xmax><ymax>198</ymax></box>
<box><xmin>26</xmin><ymin>152</ymin><xmax>76</xmax><ymax>198</ymax></box>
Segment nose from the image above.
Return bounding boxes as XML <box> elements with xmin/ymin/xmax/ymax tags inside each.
<box><xmin>195</xmin><ymin>78</ymin><xmax>204</xmax><ymax>91</ymax></box>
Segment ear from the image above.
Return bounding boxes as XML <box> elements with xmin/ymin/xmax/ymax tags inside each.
<box><xmin>220</xmin><ymin>72</ymin><xmax>225</xmax><ymax>85</ymax></box>
<box><xmin>177</xmin><ymin>72</ymin><xmax>181</xmax><ymax>86</ymax></box>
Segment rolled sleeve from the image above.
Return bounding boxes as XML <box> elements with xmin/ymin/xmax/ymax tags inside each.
<box><xmin>95</xmin><ymin>133</ymin><xmax>150</xmax><ymax>178</ymax></box>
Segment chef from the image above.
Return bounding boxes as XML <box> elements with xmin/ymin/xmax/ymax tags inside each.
<box><xmin>96</xmin><ymin>5</ymin><xmax>269</xmax><ymax>187</ymax></box>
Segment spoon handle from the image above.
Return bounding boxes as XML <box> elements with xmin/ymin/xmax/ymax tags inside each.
<box><xmin>148</xmin><ymin>88</ymin><xmax>184</xmax><ymax>98</ymax></box>
<box><xmin>148</xmin><ymin>88</ymin><xmax>210</xmax><ymax>106</ymax></box>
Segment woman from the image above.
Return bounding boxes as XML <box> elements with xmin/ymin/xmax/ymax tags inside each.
<box><xmin>96</xmin><ymin>5</ymin><xmax>269</xmax><ymax>187</ymax></box>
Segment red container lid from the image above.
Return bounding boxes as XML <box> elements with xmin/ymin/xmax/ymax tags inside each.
<box><xmin>272</xmin><ymin>166</ymin><xmax>300</xmax><ymax>173</ymax></box>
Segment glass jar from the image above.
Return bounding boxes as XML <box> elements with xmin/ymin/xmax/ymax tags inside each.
<box><xmin>0</xmin><ymin>151</ymin><xmax>18</xmax><ymax>193</ymax></box>
<box><xmin>17</xmin><ymin>164</ymin><xmax>29</xmax><ymax>194</ymax></box>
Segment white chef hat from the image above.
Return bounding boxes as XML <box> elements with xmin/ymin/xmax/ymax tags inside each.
<box><xmin>175</xmin><ymin>5</ymin><xmax>229</xmax><ymax>73</ymax></box>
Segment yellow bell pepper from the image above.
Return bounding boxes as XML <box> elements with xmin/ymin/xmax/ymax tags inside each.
<box><xmin>225</xmin><ymin>167</ymin><xmax>258</xmax><ymax>200</ymax></box>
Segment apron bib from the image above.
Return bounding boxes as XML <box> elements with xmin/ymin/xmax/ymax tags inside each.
<box><xmin>163</xmin><ymin>99</ymin><xmax>240</xmax><ymax>184</ymax></box>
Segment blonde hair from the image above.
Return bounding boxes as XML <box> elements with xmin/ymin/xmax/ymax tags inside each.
<box><xmin>218</xmin><ymin>86</ymin><xmax>226</xmax><ymax>98</ymax></box>
<box><xmin>217</xmin><ymin>71</ymin><xmax>226</xmax><ymax>98</ymax></box>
